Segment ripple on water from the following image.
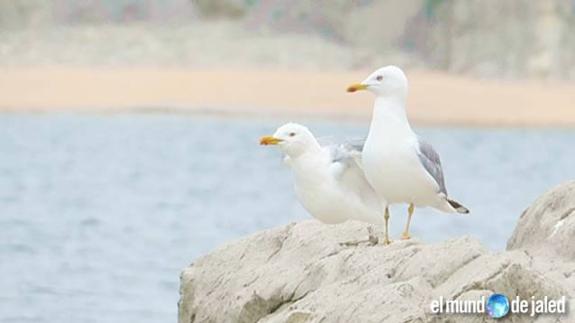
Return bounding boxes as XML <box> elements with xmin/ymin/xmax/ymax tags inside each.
<box><xmin>1</xmin><ymin>113</ymin><xmax>574</xmax><ymax>323</ymax></box>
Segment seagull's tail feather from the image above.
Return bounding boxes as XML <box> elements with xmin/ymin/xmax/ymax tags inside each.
<box><xmin>447</xmin><ymin>199</ymin><xmax>470</xmax><ymax>214</ymax></box>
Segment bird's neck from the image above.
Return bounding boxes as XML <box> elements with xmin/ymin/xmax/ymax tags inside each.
<box><xmin>307</xmin><ymin>139</ymin><xmax>322</xmax><ymax>154</ymax></box>
<box><xmin>284</xmin><ymin>138</ymin><xmax>322</xmax><ymax>159</ymax></box>
<box><xmin>369</xmin><ymin>96</ymin><xmax>414</xmax><ymax>138</ymax></box>
<box><xmin>285</xmin><ymin>140</ymin><xmax>322</xmax><ymax>164</ymax></box>
<box><xmin>289</xmin><ymin>149</ymin><xmax>328</xmax><ymax>185</ymax></box>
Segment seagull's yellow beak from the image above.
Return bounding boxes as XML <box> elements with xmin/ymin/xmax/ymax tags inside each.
<box><xmin>346</xmin><ymin>83</ymin><xmax>368</xmax><ymax>93</ymax></box>
<box><xmin>259</xmin><ymin>135</ymin><xmax>283</xmax><ymax>145</ymax></box>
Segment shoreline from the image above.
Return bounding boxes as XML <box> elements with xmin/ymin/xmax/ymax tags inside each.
<box><xmin>1</xmin><ymin>67</ymin><xmax>575</xmax><ymax>127</ymax></box>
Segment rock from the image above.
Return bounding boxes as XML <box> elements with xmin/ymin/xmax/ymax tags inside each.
<box><xmin>179</xmin><ymin>182</ymin><xmax>575</xmax><ymax>322</ymax></box>
<box><xmin>507</xmin><ymin>181</ymin><xmax>575</xmax><ymax>260</ymax></box>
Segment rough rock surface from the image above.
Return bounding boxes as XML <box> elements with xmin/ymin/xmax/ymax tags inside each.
<box><xmin>179</xmin><ymin>182</ymin><xmax>575</xmax><ymax>322</ymax></box>
<box><xmin>508</xmin><ymin>181</ymin><xmax>575</xmax><ymax>260</ymax></box>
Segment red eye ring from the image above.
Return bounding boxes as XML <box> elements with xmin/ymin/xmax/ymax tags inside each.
<box><xmin>376</xmin><ymin>75</ymin><xmax>383</xmax><ymax>81</ymax></box>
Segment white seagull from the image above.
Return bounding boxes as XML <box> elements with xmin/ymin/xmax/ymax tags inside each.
<box><xmin>260</xmin><ymin>123</ymin><xmax>382</xmax><ymax>245</ymax></box>
<box><xmin>347</xmin><ymin>66</ymin><xmax>469</xmax><ymax>245</ymax></box>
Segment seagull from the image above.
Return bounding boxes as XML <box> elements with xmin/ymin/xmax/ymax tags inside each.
<box><xmin>347</xmin><ymin>66</ymin><xmax>469</xmax><ymax>245</ymax></box>
<box><xmin>260</xmin><ymin>123</ymin><xmax>382</xmax><ymax>245</ymax></box>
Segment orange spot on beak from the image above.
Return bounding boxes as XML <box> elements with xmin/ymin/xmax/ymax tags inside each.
<box><xmin>347</xmin><ymin>83</ymin><xmax>368</xmax><ymax>93</ymax></box>
<box><xmin>259</xmin><ymin>136</ymin><xmax>282</xmax><ymax>145</ymax></box>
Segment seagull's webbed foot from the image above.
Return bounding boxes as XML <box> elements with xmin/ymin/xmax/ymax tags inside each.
<box><xmin>381</xmin><ymin>237</ymin><xmax>392</xmax><ymax>245</ymax></box>
<box><xmin>380</xmin><ymin>206</ymin><xmax>392</xmax><ymax>246</ymax></box>
<box><xmin>400</xmin><ymin>203</ymin><xmax>415</xmax><ymax>241</ymax></box>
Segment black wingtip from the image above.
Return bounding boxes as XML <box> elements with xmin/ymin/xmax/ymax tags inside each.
<box><xmin>448</xmin><ymin>199</ymin><xmax>470</xmax><ymax>214</ymax></box>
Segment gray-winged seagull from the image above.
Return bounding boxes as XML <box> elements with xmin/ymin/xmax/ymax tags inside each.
<box><xmin>260</xmin><ymin>123</ymin><xmax>382</xmax><ymax>245</ymax></box>
<box><xmin>347</xmin><ymin>66</ymin><xmax>469</xmax><ymax>245</ymax></box>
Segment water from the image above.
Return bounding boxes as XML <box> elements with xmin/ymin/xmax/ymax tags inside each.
<box><xmin>1</xmin><ymin>113</ymin><xmax>574</xmax><ymax>323</ymax></box>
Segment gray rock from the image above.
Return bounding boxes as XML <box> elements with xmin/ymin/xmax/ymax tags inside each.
<box><xmin>179</xmin><ymin>182</ymin><xmax>575</xmax><ymax>322</ymax></box>
<box><xmin>507</xmin><ymin>180</ymin><xmax>575</xmax><ymax>260</ymax></box>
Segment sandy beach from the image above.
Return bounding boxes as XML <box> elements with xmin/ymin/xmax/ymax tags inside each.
<box><xmin>1</xmin><ymin>67</ymin><xmax>575</xmax><ymax>126</ymax></box>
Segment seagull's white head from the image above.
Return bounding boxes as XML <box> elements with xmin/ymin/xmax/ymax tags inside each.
<box><xmin>347</xmin><ymin>65</ymin><xmax>408</xmax><ymax>99</ymax></box>
<box><xmin>259</xmin><ymin>123</ymin><xmax>319</xmax><ymax>157</ymax></box>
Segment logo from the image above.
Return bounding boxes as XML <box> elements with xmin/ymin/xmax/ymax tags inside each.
<box><xmin>430</xmin><ymin>294</ymin><xmax>567</xmax><ymax>318</ymax></box>
<box><xmin>486</xmin><ymin>294</ymin><xmax>510</xmax><ymax>318</ymax></box>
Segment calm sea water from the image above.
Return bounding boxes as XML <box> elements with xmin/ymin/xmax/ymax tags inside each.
<box><xmin>1</xmin><ymin>113</ymin><xmax>574</xmax><ymax>323</ymax></box>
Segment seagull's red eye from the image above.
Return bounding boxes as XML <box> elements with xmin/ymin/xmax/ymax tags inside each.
<box><xmin>376</xmin><ymin>75</ymin><xmax>383</xmax><ymax>81</ymax></box>
<box><xmin>289</xmin><ymin>132</ymin><xmax>296</xmax><ymax>137</ymax></box>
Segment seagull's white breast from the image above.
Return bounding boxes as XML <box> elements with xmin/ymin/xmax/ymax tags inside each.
<box><xmin>289</xmin><ymin>150</ymin><xmax>381</xmax><ymax>225</ymax></box>
<box><xmin>362</xmin><ymin>112</ymin><xmax>439</xmax><ymax>207</ymax></box>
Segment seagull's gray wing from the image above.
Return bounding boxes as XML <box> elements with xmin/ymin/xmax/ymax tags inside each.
<box><xmin>343</xmin><ymin>138</ymin><xmax>365</xmax><ymax>154</ymax></box>
<box><xmin>318</xmin><ymin>137</ymin><xmax>365</xmax><ymax>151</ymax></box>
<box><xmin>327</xmin><ymin>141</ymin><xmax>380</xmax><ymax>212</ymax></box>
<box><xmin>330</xmin><ymin>138</ymin><xmax>365</xmax><ymax>163</ymax></box>
<box><xmin>417</xmin><ymin>138</ymin><xmax>447</xmax><ymax>195</ymax></box>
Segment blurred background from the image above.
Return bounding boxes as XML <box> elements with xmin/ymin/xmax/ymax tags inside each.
<box><xmin>1</xmin><ymin>1</ymin><xmax>575</xmax><ymax>323</ymax></box>
<box><xmin>1</xmin><ymin>0</ymin><xmax>575</xmax><ymax>78</ymax></box>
